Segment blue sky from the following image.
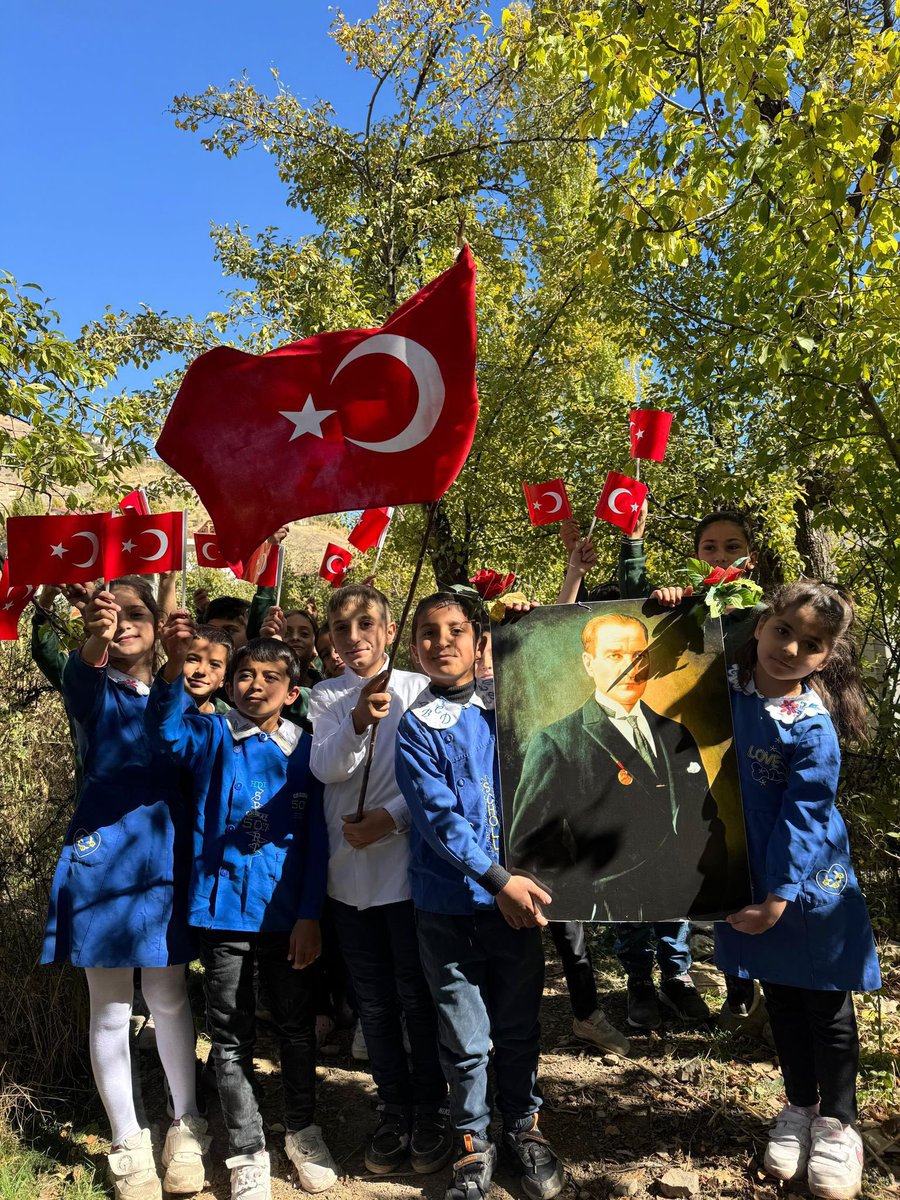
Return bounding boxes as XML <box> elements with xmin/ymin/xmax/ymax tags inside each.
<box><xmin>3</xmin><ymin>1</ymin><xmax>377</xmax><ymax>347</ymax></box>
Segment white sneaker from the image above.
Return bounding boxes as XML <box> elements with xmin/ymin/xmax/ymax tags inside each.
<box><xmin>285</xmin><ymin>1124</ymin><xmax>339</xmax><ymax>1193</ymax></box>
<box><xmin>107</xmin><ymin>1129</ymin><xmax>161</xmax><ymax>1200</ymax></box>
<box><xmin>807</xmin><ymin>1117</ymin><xmax>863</xmax><ymax>1199</ymax></box>
<box><xmin>572</xmin><ymin>1009</ymin><xmax>631</xmax><ymax>1057</ymax></box>
<box><xmin>763</xmin><ymin>1104</ymin><xmax>815</xmax><ymax>1181</ymax></box>
<box><xmin>351</xmin><ymin>1020</ymin><xmax>369</xmax><ymax>1061</ymax></box>
<box><xmin>225</xmin><ymin>1151</ymin><xmax>271</xmax><ymax>1200</ymax></box>
<box><xmin>162</xmin><ymin>1115</ymin><xmax>210</xmax><ymax>1194</ymax></box>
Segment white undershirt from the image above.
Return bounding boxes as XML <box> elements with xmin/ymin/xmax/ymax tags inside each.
<box><xmin>593</xmin><ymin>692</ymin><xmax>657</xmax><ymax>757</ymax></box>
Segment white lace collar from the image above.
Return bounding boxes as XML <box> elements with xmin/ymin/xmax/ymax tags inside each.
<box><xmin>409</xmin><ymin>682</ymin><xmax>491</xmax><ymax>730</ymax></box>
<box><xmin>727</xmin><ymin>664</ymin><xmax>828</xmax><ymax>725</ymax></box>
<box><xmin>107</xmin><ymin>666</ymin><xmax>151</xmax><ymax>696</ymax></box>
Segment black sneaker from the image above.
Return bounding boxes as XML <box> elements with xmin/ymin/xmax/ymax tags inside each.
<box><xmin>446</xmin><ymin>1133</ymin><xmax>497</xmax><ymax>1200</ymax></box>
<box><xmin>411</xmin><ymin>1106</ymin><xmax>453</xmax><ymax>1174</ymax></box>
<box><xmin>503</xmin><ymin>1116</ymin><xmax>565</xmax><ymax>1200</ymax></box>
<box><xmin>365</xmin><ymin>1104</ymin><xmax>410</xmax><ymax>1174</ymax></box>
<box><xmin>626</xmin><ymin>978</ymin><xmax>662</xmax><ymax>1029</ymax></box>
<box><xmin>658</xmin><ymin>973</ymin><xmax>711</xmax><ymax>1023</ymax></box>
<box><xmin>724</xmin><ymin>973</ymin><xmax>756</xmax><ymax>1017</ymax></box>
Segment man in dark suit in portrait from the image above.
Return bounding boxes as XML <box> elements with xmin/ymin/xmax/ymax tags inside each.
<box><xmin>508</xmin><ymin>613</ymin><xmax>724</xmax><ymax>921</ymax></box>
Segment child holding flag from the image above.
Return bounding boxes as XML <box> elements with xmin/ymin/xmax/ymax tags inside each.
<box><xmin>42</xmin><ymin>579</ymin><xmax>206</xmax><ymax>1200</ymax></box>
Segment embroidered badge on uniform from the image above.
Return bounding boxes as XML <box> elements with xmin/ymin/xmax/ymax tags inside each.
<box><xmin>74</xmin><ymin>830</ymin><xmax>101</xmax><ymax>857</ymax></box>
<box><xmin>815</xmin><ymin>864</ymin><xmax>848</xmax><ymax>895</ymax></box>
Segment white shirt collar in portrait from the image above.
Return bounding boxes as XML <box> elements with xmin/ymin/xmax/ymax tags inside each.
<box><xmin>593</xmin><ymin>691</ymin><xmax>657</xmax><ymax>756</ymax></box>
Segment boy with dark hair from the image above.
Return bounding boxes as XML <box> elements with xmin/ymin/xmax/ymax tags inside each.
<box><xmin>204</xmin><ymin>597</ymin><xmax>251</xmax><ymax>650</ymax></box>
<box><xmin>146</xmin><ymin>624</ymin><xmax>337</xmax><ymax>1200</ymax></box>
<box><xmin>183</xmin><ymin>625</ymin><xmax>233</xmax><ymax>714</ymax></box>
<box><xmin>315</xmin><ymin>626</ymin><xmax>345</xmax><ymax>680</ymax></box>
<box><xmin>308</xmin><ymin>583</ymin><xmax>450</xmax><ymax>1176</ymax></box>
<box><xmin>395</xmin><ymin>591</ymin><xmax>564</xmax><ymax>1200</ymax></box>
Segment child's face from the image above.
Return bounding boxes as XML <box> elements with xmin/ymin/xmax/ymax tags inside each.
<box><xmin>754</xmin><ymin>603</ymin><xmax>833</xmax><ymax>693</ymax></box>
<box><xmin>411</xmin><ymin>603</ymin><xmax>478</xmax><ymax>688</ymax></box>
<box><xmin>696</xmin><ymin>521</ymin><xmax>756</xmax><ymax>571</ymax></box>
<box><xmin>183</xmin><ymin>638</ymin><xmax>229</xmax><ymax>704</ymax></box>
<box><xmin>285</xmin><ymin>612</ymin><xmax>316</xmax><ymax>666</ymax></box>
<box><xmin>207</xmin><ymin>615</ymin><xmax>248</xmax><ymax>649</ymax></box>
<box><xmin>329</xmin><ymin>601</ymin><xmax>395</xmax><ymax>677</ymax></box>
<box><xmin>229</xmin><ymin>657</ymin><xmax>300</xmax><ymax>727</ymax></box>
<box><xmin>316</xmin><ymin>631</ymin><xmax>345</xmax><ymax>679</ymax></box>
<box><xmin>108</xmin><ymin>587</ymin><xmax>157</xmax><ymax>668</ymax></box>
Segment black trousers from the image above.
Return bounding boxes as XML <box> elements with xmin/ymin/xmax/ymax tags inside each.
<box><xmin>199</xmin><ymin>930</ymin><xmax>317</xmax><ymax>1156</ymax></box>
<box><xmin>331</xmin><ymin>898</ymin><xmax>446</xmax><ymax>1109</ymax></box>
<box><xmin>549</xmin><ymin>922</ymin><xmax>598</xmax><ymax>1021</ymax></box>
<box><xmin>761</xmin><ymin>981</ymin><xmax>859</xmax><ymax>1124</ymax></box>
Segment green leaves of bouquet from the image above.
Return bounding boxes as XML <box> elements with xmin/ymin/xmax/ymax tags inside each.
<box><xmin>680</xmin><ymin>558</ymin><xmax>763</xmax><ymax>621</ymax></box>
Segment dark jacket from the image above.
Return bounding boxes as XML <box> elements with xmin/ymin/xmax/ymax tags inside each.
<box><xmin>508</xmin><ymin>696</ymin><xmax>725</xmax><ymax>921</ymax></box>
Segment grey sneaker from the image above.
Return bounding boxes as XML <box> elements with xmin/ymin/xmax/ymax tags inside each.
<box><xmin>572</xmin><ymin>1009</ymin><xmax>631</xmax><ymax>1056</ymax></box>
<box><xmin>285</xmin><ymin>1125</ymin><xmax>338</xmax><ymax>1193</ymax></box>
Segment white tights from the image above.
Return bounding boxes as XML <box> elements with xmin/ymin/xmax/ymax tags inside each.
<box><xmin>85</xmin><ymin>965</ymin><xmax>199</xmax><ymax>1145</ymax></box>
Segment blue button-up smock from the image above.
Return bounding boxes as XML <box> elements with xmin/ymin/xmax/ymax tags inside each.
<box><xmin>42</xmin><ymin>652</ymin><xmax>195</xmax><ymax>968</ymax></box>
<box><xmin>715</xmin><ymin>670</ymin><xmax>880</xmax><ymax>992</ymax></box>
<box><xmin>145</xmin><ymin>672</ymin><xmax>327</xmax><ymax>933</ymax></box>
<box><xmin>395</xmin><ymin>688</ymin><xmax>507</xmax><ymax>915</ymax></box>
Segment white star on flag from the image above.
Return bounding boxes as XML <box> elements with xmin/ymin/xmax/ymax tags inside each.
<box><xmin>279</xmin><ymin>395</ymin><xmax>336</xmax><ymax>442</ymax></box>
<box><xmin>121</xmin><ymin>539</ymin><xmax>136</xmax><ymax>553</ymax></box>
<box><xmin>50</xmin><ymin>543</ymin><xmax>66</xmax><ymax>558</ymax></box>
<box><xmin>635</xmin><ymin>428</ymin><xmax>644</xmax><ymax>439</ymax></box>
<box><xmin>630</xmin><ymin>502</ymin><xmax>639</xmax><ymax>511</ymax></box>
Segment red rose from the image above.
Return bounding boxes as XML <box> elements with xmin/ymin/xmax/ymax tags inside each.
<box><xmin>469</xmin><ymin>569</ymin><xmax>517</xmax><ymax>600</ymax></box>
<box><xmin>722</xmin><ymin>565</ymin><xmax>746</xmax><ymax>583</ymax></box>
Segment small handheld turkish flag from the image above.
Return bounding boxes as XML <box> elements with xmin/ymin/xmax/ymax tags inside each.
<box><xmin>348</xmin><ymin>507</ymin><xmax>393</xmax><ymax>553</ymax></box>
<box><xmin>118</xmin><ymin>488</ymin><xmax>152</xmax><ymax>516</ymax></box>
<box><xmin>595</xmin><ymin>472</ymin><xmax>649</xmax><ymax>535</ymax></box>
<box><xmin>6</xmin><ymin>513</ymin><xmax>107</xmax><ymax>586</ymax></box>
<box><xmin>523</xmin><ymin>478</ymin><xmax>572</xmax><ymax>526</ymax></box>
<box><xmin>0</xmin><ymin>560</ymin><xmax>37</xmax><ymax>640</ymax></box>
<box><xmin>194</xmin><ymin>530</ymin><xmax>231</xmax><ymax>570</ymax></box>
<box><xmin>103</xmin><ymin>511</ymin><xmax>185</xmax><ymax>579</ymax></box>
<box><xmin>157</xmin><ymin>248</ymin><xmax>478</xmax><ymax>563</ymax></box>
<box><xmin>319</xmin><ymin>543</ymin><xmax>353</xmax><ymax>587</ymax></box>
<box><xmin>629</xmin><ymin>409</ymin><xmax>673</xmax><ymax>461</ymax></box>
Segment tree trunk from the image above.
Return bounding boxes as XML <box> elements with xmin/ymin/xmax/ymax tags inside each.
<box><xmin>429</xmin><ymin>500</ymin><xmax>470</xmax><ymax>589</ymax></box>
<box><xmin>794</xmin><ymin>475</ymin><xmax>837</xmax><ymax>579</ymax></box>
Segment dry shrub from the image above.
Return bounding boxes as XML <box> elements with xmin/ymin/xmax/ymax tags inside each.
<box><xmin>0</xmin><ymin>635</ymin><xmax>90</xmax><ymax>1120</ymax></box>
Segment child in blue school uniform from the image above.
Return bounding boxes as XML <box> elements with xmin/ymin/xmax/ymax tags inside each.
<box><xmin>394</xmin><ymin>591</ymin><xmax>565</xmax><ymax>1200</ymax></box>
<box><xmin>42</xmin><ymin>578</ymin><xmax>207</xmax><ymax>1200</ymax></box>
<box><xmin>714</xmin><ymin>580</ymin><xmax>880</xmax><ymax>1200</ymax></box>
<box><xmin>145</xmin><ymin>614</ymin><xmax>337</xmax><ymax>1200</ymax></box>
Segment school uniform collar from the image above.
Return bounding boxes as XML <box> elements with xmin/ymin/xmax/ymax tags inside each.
<box><xmin>225</xmin><ymin>709</ymin><xmax>301</xmax><ymax>755</ymax></box>
<box><xmin>727</xmin><ymin>664</ymin><xmax>828</xmax><ymax>726</ymax></box>
<box><xmin>409</xmin><ymin>683</ymin><xmax>487</xmax><ymax>729</ymax></box>
<box><xmin>107</xmin><ymin>666</ymin><xmax>151</xmax><ymax>696</ymax></box>
<box><xmin>346</xmin><ymin>656</ymin><xmax>391</xmax><ymax>688</ymax></box>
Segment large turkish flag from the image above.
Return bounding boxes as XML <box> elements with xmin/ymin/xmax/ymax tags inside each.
<box><xmin>157</xmin><ymin>248</ymin><xmax>478</xmax><ymax>563</ymax></box>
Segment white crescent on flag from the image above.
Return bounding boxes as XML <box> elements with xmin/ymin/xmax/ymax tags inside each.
<box><xmin>542</xmin><ymin>489</ymin><xmax>564</xmax><ymax>515</ymax></box>
<box><xmin>331</xmin><ymin>334</ymin><xmax>445</xmax><ymax>454</ymax></box>
<box><xmin>607</xmin><ymin>488</ymin><xmax>632</xmax><ymax>515</ymax></box>
<box><xmin>198</xmin><ymin>538</ymin><xmax>219</xmax><ymax>564</ymax></box>
<box><xmin>70</xmin><ymin>531</ymin><xmax>100</xmax><ymax>569</ymax></box>
<box><xmin>325</xmin><ymin>554</ymin><xmax>345</xmax><ymax>574</ymax></box>
<box><xmin>140</xmin><ymin>529</ymin><xmax>169</xmax><ymax>562</ymax></box>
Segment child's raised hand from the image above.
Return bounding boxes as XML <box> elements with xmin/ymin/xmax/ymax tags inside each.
<box><xmin>650</xmin><ymin>584</ymin><xmax>694</xmax><ymax>608</ymax></box>
<box><xmin>726</xmin><ymin>895</ymin><xmax>787</xmax><ymax>935</ymax></box>
<box><xmin>352</xmin><ymin>671</ymin><xmax>391</xmax><ymax>733</ymax></box>
<box><xmin>496</xmin><ymin>872</ymin><xmax>551</xmax><ymax>929</ymax></box>
<box><xmin>160</xmin><ymin>610</ymin><xmax>196</xmax><ymax>682</ymax></box>
<box><xmin>61</xmin><ymin>582</ymin><xmax>91</xmax><ymax>614</ymax></box>
<box><xmin>193</xmin><ymin>587</ymin><xmax>210</xmax><ymax>617</ymax></box>
<box><xmin>287</xmin><ymin>918</ymin><xmax>321</xmax><ymax>969</ymax></box>
<box><xmin>631</xmin><ymin>496</ymin><xmax>649</xmax><ymax>539</ymax></box>
<box><xmin>560</xmin><ymin>518</ymin><xmax>581</xmax><ymax>553</ymax></box>
<box><xmin>567</xmin><ymin>537</ymin><xmax>597</xmax><ymax>578</ymax></box>
<box><xmin>84</xmin><ymin>588</ymin><xmax>120</xmax><ymax>643</ymax></box>
<box><xmin>267</xmin><ymin>525</ymin><xmax>290</xmax><ymax>545</ymax></box>
<box><xmin>261</xmin><ymin>605</ymin><xmax>286</xmax><ymax>640</ymax></box>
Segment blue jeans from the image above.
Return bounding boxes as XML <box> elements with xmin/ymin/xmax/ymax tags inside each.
<box><xmin>199</xmin><ymin>930</ymin><xmax>316</xmax><ymax>1157</ymax></box>
<box><xmin>330</xmin><ymin>899</ymin><xmax>446</xmax><ymax>1109</ymax></box>
<box><xmin>417</xmin><ymin>908</ymin><xmax>544</xmax><ymax>1135</ymax></box>
<box><xmin>613</xmin><ymin>922</ymin><xmax>692</xmax><ymax>982</ymax></box>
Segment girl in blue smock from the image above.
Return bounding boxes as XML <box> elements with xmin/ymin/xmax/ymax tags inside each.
<box><xmin>43</xmin><ymin>578</ymin><xmax>207</xmax><ymax>1200</ymax></box>
<box><xmin>715</xmin><ymin>580</ymin><xmax>880</xmax><ymax>1200</ymax></box>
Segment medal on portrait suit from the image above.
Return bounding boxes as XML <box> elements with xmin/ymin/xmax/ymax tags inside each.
<box><xmin>613</xmin><ymin>758</ymin><xmax>633</xmax><ymax>786</ymax></box>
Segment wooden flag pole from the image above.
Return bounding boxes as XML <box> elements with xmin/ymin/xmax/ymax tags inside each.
<box><xmin>351</xmin><ymin>500</ymin><xmax>439</xmax><ymax>822</ymax></box>
<box><xmin>273</xmin><ymin>544</ymin><xmax>286</xmax><ymax>609</ymax></box>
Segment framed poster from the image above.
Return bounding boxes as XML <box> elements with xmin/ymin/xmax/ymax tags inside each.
<box><xmin>494</xmin><ymin>600</ymin><xmax>750</xmax><ymax>922</ymax></box>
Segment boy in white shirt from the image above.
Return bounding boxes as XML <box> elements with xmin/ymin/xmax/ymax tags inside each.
<box><xmin>308</xmin><ymin>584</ymin><xmax>450</xmax><ymax>1177</ymax></box>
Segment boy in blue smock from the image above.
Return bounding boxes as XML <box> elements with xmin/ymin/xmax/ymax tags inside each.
<box><xmin>146</xmin><ymin>615</ymin><xmax>337</xmax><ymax>1200</ymax></box>
<box><xmin>394</xmin><ymin>592</ymin><xmax>564</xmax><ymax>1200</ymax></box>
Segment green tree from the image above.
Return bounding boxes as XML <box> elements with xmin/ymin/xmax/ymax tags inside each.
<box><xmin>83</xmin><ymin>0</ymin><xmax>637</xmax><ymax>596</ymax></box>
